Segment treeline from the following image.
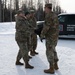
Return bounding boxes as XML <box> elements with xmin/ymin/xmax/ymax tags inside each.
<box><xmin>0</xmin><ymin>0</ymin><xmax>65</xmax><ymax>22</ymax></box>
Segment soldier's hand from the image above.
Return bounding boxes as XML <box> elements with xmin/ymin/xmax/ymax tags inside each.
<box><xmin>40</xmin><ymin>34</ymin><xmax>44</xmax><ymax>42</ymax></box>
<box><xmin>40</xmin><ymin>38</ymin><xmax>43</xmax><ymax>42</ymax></box>
<box><xmin>34</xmin><ymin>29</ymin><xmax>37</xmax><ymax>34</ymax></box>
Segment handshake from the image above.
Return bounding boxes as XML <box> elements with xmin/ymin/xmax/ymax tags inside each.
<box><xmin>34</xmin><ymin>28</ymin><xmax>44</xmax><ymax>42</ymax></box>
<box><xmin>34</xmin><ymin>28</ymin><xmax>42</xmax><ymax>37</ymax></box>
<box><xmin>40</xmin><ymin>36</ymin><xmax>44</xmax><ymax>42</ymax></box>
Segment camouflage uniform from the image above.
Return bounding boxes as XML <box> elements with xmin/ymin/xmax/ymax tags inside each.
<box><xmin>28</xmin><ymin>16</ymin><xmax>37</xmax><ymax>52</ymax></box>
<box><xmin>15</xmin><ymin>15</ymin><xmax>31</xmax><ymax>63</ymax></box>
<box><xmin>41</xmin><ymin>11</ymin><xmax>59</xmax><ymax>66</ymax></box>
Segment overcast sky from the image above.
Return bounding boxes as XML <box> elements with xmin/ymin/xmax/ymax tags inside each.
<box><xmin>59</xmin><ymin>0</ymin><xmax>75</xmax><ymax>13</ymax></box>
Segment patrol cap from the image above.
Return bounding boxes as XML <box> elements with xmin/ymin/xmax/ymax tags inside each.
<box><xmin>25</xmin><ymin>11</ymin><xmax>30</xmax><ymax>16</ymax></box>
<box><xmin>30</xmin><ymin>10</ymin><xmax>35</xmax><ymax>13</ymax></box>
<box><xmin>45</xmin><ymin>3</ymin><xmax>52</xmax><ymax>9</ymax></box>
<box><xmin>17</xmin><ymin>10</ymin><xmax>24</xmax><ymax>15</ymax></box>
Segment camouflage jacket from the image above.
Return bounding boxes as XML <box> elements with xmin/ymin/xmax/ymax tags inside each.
<box><xmin>15</xmin><ymin>15</ymin><xmax>31</xmax><ymax>42</ymax></box>
<box><xmin>41</xmin><ymin>11</ymin><xmax>59</xmax><ymax>41</ymax></box>
<box><xmin>28</xmin><ymin>17</ymin><xmax>37</xmax><ymax>33</ymax></box>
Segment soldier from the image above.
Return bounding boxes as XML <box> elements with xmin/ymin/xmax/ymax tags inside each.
<box><xmin>28</xmin><ymin>10</ymin><xmax>38</xmax><ymax>56</ymax></box>
<box><xmin>25</xmin><ymin>11</ymin><xmax>33</xmax><ymax>58</ymax></box>
<box><xmin>15</xmin><ymin>10</ymin><xmax>34</xmax><ymax>69</ymax></box>
<box><xmin>40</xmin><ymin>4</ymin><xmax>59</xmax><ymax>74</ymax></box>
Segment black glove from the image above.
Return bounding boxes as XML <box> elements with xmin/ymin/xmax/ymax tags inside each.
<box><xmin>40</xmin><ymin>34</ymin><xmax>44</xmax><ymax>42</ymax></box>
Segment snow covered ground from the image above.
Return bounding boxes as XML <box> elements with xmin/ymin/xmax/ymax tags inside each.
<box><xmin>0</xmin><ymin>22</ymin><xmax>75</xmax><ymax>75</ymax></box>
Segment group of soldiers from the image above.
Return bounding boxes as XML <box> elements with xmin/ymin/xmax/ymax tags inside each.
<box><xmin>15</xmin><ymin>3</ymin><xmax>59</xmax><ymax>74</ymax></box>
<box><xmin>15</xmin><ymin>9</ymin><xmax>38</xmax><ymax>69</ymax></box>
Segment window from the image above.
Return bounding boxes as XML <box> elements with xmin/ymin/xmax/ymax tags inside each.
<box><xmin>66</xmin><ymin>15</ymin><xmax>75</xmax><ymax>24</ymax></box>
<box><xmin>58</xmin><ymin>15</ymin><xmax>67</xmax><ymax>22</ymax></box>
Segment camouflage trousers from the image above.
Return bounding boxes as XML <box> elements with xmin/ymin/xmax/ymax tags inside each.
<box><xmin>16</xmin><ymin>38</ymin><xmax>30</xmax><ymax>63</ymax></box>
<box><xmin>45</xmin><ymin>38</ymin><xmax>59</xmax><ymax>65</ymax></box>
<box><xmin>31</xmin><ymin>33</ymin><xmax>37</xmax><ymax>51</ymax></box>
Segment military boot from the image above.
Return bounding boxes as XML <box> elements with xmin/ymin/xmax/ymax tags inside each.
<box><xmin>44</xmin><ymin>66</ymin><xmax>54</xmax><ymax>74</ymax></box>
<box><xmin>30</xmin><ymin>50</ymin><xmax>35</xmax><ymax>56</ymax></box>
<box><xmin>25</xmin><ymin>62</ymin><xmax>34</xmax><ymax>69</ymax></box>
<box><xmin>54</xmin><ymin>62</ymin><xmax>59</xmax><ymax>70</ymax></box>
<box><xmin>15</xmin><ymin>60</ymin><xmax>24</xmax><ymax>65</ymax></box>
<box><xmin>33</xmin><ymin>51</ymin><xmax>38</xmax><ymax>55</ymax></box>
<box><xmin>28</xmin><ymin>55</ymin><xmax>32</xmax><ymax>59</ymax></box>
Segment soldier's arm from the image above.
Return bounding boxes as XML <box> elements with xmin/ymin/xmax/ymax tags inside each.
<box><xmin>41</xmin><ymin>14</ymin><xmax>52</xmax><ymax>36</ymax></box>
<box><xmin>53</xmin><ymin>14</ymin><xmax>59</xmax><ymax>28</ymax></box>
<box><xmin>18</xmin><ymin>18</ymin><xmax>28</xmax><ymax>31</ymax></box>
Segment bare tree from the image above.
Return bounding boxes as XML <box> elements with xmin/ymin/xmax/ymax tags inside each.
<box><xmin>0</xmin><ymin>0</ymin><xmax>2</xmax><ymax>22</ymax></box>
<box><xmin>45</xmin><ymin>0</ymin><xmax>49</xmax><ymax>3</ymax></box>
<box><xmin>5</xmin><ymin>0</ymin><xmax>7</xmax><ymax>9</ymax></box>
<box><xmin>15</xmin><ymin>0</ymin><xmax>19</xmax><ymax>10</ymax></box>
<box><xmin>28</xmin><ymin>0</ymin><xmax>33</xmax><ymax>8</ymax></box>
<box><xmin>10</xmin><ymin>0</ymin><xmax>12</xmax><ymax>21</ymax></box>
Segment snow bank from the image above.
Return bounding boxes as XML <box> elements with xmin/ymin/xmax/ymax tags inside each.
<box><xmin>0</xmin><ymin>22</ymin><xmax>15</xmax><ymax>34</ymax></box>
<box><xmin>0</xmin><ymin>22</ymin><xmax>75</xmax><ymax>75</ymax></box>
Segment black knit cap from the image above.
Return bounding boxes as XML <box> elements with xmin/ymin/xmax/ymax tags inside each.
<box><xmin>25</xmin><ymin>11</ymin><xmax>30</xmax><ymax>16</ymax></box>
